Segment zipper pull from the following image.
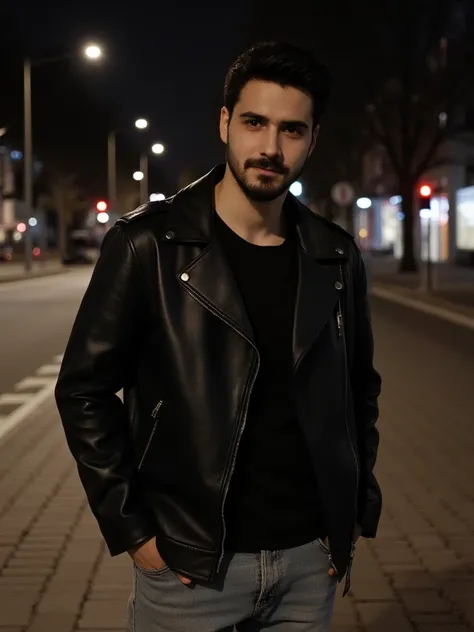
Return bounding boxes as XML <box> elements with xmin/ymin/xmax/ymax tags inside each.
<box><xmin>336</xmin><ymin>307</ymin><xmax>343</xmax><ymax>336</ymax></box>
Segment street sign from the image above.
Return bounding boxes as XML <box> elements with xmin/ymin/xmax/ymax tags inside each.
<box><xmin>331</xmin><ymin>182</ymin><xmax>355</xmax><ymax>207</ymax></box>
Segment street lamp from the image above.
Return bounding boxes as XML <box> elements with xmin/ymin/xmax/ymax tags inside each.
<box><xmin>133</xmin><ymin>171</ymin><xmax>144</xmax><ymax>181</ymax></box>
<box><xmin>139</xmin><ymin>142</ymin><xmax>166</xmax><ymax>204</ymax></box>
<box><xmin>23</xmin><ymin>42</ymin><xmax>103</xmax><ymax>271</ymax></box>
<box><xmin>107</xmin><ymin>118</ymin><xmax>149</xmax><ymax>217</ymax></box>
<box><xmin>84</xmin><ymin>44</ymin><xmax>102</xmax><ymax>60</ymax></box>
<box><xmin>289</xmin><ymin>181</ymin><xmax>303</xmax><ymax>197</ymax></box>
<box><xmin>356</xmin><ymin>197</ymin><xmax>372</xmax><ymax>209</ymax></box>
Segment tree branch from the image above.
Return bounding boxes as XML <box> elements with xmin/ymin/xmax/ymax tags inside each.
<box><xmin>367</xmin><ymin>109</ymin><xmax>403</xmax><ymax>177</ymax></box>
<box><xmin>414</xmin><ymin>127</ymin><xmax>444</xmax><ymax>180</ymax></box>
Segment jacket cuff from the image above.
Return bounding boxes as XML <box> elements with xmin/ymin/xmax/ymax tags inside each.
<box><xmin>357</xmin><ymin>494</ymin><xmax>382</xmax><ymax>538</ymax></box>
<box><xmin>99</xmin><ymin>514</ymin><xmax>157</xmax><ymax>557</ymax></box>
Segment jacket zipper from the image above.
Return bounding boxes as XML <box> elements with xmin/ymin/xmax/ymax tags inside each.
<box><xmin>216</xmin><ymin>351</ymin><xmax>259</xmax><ymax>572</ymax></box>
<box><xmin>138</xmin><ymin>400</ymin><xmax>163</xmax><ymax>470</ymax></box>
<box><xmin>179</xmin><ymin>281</ymin><xmax>260</xmax><ymax>575</ymax></box>
<box><xmin>338</xmin><ymin>263</ymin><xmax>360</xmax><ymax>590</ymax></box>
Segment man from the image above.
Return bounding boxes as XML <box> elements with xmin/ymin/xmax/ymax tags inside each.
<box><xmin>55</xmin><ymin>40</ymin><xmax>382</xmax><ymax>632</ymax></box>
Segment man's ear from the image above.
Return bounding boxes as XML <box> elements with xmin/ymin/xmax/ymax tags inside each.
<box><xmin>219</xmin><ymin>106</ymin><xmax>230</xmax><ymax>144</ymax></box>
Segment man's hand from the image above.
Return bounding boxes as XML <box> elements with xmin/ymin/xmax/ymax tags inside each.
<box><xmin>128</xmin><ymin>537</ymin><xmax>192</xmax><ymax>585</ymax></box>
<box><xmin>327</xmin><ymin>523</ymin><xmax>362</xmax><ymax>577</ymax></box>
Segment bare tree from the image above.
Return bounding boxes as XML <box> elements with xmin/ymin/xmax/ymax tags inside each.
<box><xmin>365</xmin><ymin>0</ymin><xmax>473</xmax><ymax>271</ymax></box>
<box><xmin>42</xmin><ymin>172</ymin><xmax>85</xmax><ymax>260</ymax></box>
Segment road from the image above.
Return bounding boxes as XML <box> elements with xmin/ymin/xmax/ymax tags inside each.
<box><xmin>1</xmin><ymin>269</ymin><xmax>474</xmax><ymax>630</ymax></box>
<box><xmin>0</xmin><ymin>269</ymin><xmax>91</xmax><ymax>396</ymax></box>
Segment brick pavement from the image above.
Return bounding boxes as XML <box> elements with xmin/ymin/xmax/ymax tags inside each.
<box><xmin>0</xmin><ymin>308</ymin><xmax>473</xmax><ymax>631</ymax></box>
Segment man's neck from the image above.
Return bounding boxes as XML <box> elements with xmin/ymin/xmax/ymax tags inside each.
<box><xmin>214</xmin><ymin>165</ymin><xmax>287</xmax><ymax>246</ymax></box>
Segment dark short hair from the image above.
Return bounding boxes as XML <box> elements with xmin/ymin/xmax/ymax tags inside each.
<box><xmin>224</xmin><ymin>41</ymin><xmax>332</xmax><ymax>126</ymax></box>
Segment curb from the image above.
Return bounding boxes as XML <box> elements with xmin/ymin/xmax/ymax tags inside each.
<box><xmin>0</xmin><ymin>267</ymin><xmax>71</xmax><ymax>285</ymax></box>
<box><xmin>370</xmin><ymin>285</ymin><xmax>474</xmax><ymax>332</ymax></box>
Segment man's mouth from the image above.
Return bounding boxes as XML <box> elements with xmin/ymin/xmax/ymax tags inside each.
<box><xmin>252</xmin><ymin>165</ymin><xmax>283</xmax><ymax>175</ymax></box>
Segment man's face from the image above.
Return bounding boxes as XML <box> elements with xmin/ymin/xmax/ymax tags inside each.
<box><xmin>220</xmin><ymin>79</ymin><xmax>318</xmax><ymax>202</ymax></box>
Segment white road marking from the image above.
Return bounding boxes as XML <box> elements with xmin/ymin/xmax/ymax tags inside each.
<box><xmin>0</xmin><ymin>393</ymin><xmax>34</xmax><ymax>405</ymax></box>
<box><xmin>16</xmin><ymin>376</ymin><xmax>53</xmax><ymax>390</ymax></box>
<box><xmin>0</xmin><ymin>356</ymin><xmax>62</xmax><ymax>443</ymax></box>
<box><xmin>36</xmin><ymin>365</ymin><xmax>61</xmax><ymax>376</ymax></box>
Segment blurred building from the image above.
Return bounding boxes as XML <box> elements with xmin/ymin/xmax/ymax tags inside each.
<box><xmin>355</xmin><ymin>133</ymin><xmax>474</xmax><ymax>266</ymax></box>
<box><xmin>0</xmin><ymin>144</ymin><xmax>45</xmax><ymax>250</ymax></box>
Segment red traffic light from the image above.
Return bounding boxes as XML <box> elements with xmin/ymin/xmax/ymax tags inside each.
<box><xmin>419</xmin><ymin>185</ymin><xmax>432</xmax><ymax>198</ymax></box>
<box><xmin>96</xmin><ymin>200</ymin><xmax>107</xmax><ymax>212</ymax></box>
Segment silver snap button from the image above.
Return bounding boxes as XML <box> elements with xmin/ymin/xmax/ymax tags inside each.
<box><xmin>180</xmin><ymin>273</ymin><xmax>190</xmax><ymax>282</ymax></box>
<box><xmin>335</xmin><ymin>281</ymin><xmax>343</xmax><ymax>290</ymax></box>
<box><xmin>335</xmin><ymin>247</ymin><xmax>344</xmax><ymax>255</ymax></box>
<box><xmin>165</xmin><ymin>231</ymin><xmax>175</xmax><ymax>240</ymax></box>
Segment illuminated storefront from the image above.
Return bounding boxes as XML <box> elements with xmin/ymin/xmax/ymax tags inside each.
<box><xmin>355</xmin><ymin>195</ymin><xmax>450</xmax><ymax>262</ymax></box>
<box><xmin>456</xmin><ymin>186</ymin><xmax>474</xmax><ymax>252</ymax></box>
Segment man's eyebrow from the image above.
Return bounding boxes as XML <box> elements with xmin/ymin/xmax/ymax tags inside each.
<box><xmin>239</xmin><ymin>112</ymin><xmax>309</xmax><ymax>129</ymax></box>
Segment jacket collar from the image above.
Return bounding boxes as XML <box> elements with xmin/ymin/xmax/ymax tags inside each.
<box><xmin>162</xmin><ymin>164</ymin><xmax>348</xmax><ymax>262</ymax></box>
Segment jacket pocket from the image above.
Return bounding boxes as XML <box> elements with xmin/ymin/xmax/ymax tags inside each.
<box><xmin>138</xmin><ymin>400</ymin><xmax>163</xmax><ymax>470</ymax></box>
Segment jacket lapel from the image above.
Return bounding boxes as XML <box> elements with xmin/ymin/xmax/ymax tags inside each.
<box><xmin>162</xmin><ymin>165</ymin><xmax>255</xmax><ymax>346</ymax></box>
<box><xmin>293</xmin><ymin>249</ymin><xmax>343</xmax><ymax>370</ymax></box>
<box><xmin>179</xmin><ymin>240</ymin><xmax>255</xmax><ymax>345</ymax></box>
<box><xmin>292</xmin><ymin>201</ymin><xmax>349</xmax><ymax>370</ymax></box>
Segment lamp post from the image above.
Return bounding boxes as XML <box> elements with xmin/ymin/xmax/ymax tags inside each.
<box><xmin>139</xmin><ymin>142</ymin><xmax>165</xmax><ymax>205</ymax></box>
<box><xmin>23</xmin><ymin>43</ymin><xmax>103</xmax><ymax>271</ymax></box>
<box><xmin>107</xmin><ymin>118</ymin><xmax>149</xmax><ymax>215</ymax></box>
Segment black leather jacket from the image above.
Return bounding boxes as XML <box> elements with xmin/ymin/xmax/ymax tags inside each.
<box><xmin>55</xmin><ymin>165</ymin><xmax>382</xmax><ymax>585</ymax></box>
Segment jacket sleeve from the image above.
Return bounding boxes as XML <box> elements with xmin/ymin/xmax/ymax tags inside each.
<box><xmin>350</xmin><ymin>248</ymin><xmax>382</xmax><ymax>538</ymax></box>
<box><xmin>55</xmin><ymin>225</ymin><xmax>156</xmax><ymax>555</ymax></box>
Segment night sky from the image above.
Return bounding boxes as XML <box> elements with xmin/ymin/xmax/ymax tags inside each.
<box><xmin>1</xmin><ymin>0</ymin><xmax>417</xmax><ymax>204</ymax></box>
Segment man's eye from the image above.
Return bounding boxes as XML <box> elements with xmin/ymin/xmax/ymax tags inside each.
<box><xmin>285</xmin><ymin>126</ymin><xmax>302</xmax><ymax>136</ymax></box>
<box><xmin>247</xmin><ymin>119</ymin><xmax>261</xmax><ymax>128</ymax></box>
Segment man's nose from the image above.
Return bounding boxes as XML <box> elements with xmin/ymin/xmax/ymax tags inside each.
<box><xmin>260</xmin><ymin>128</ymin><xmax>282</xmax><ymax>160</ymax></box>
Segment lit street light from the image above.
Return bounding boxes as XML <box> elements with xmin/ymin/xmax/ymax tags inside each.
<box><xmin>107</xmin><ymin>118</ymin><xmax>149</xmax><ymax>216</ymax></box>
<box><xmin>356</xmin><ymin>197</ymin><xmax>372</xmax><ymax>209</ymax></box>
<box><xmin>84</xmin><ymin>44</ymin><xmax>103</xmax><ymax>60</ymax></box>
<box><xmin>139</xmin><ymin>142</ymin><xmax>166</xmax><ymax>204</ymax></box>
<box><xmin>133</xmin><ymin>171</ymin><xmax>144</xmax><ymax>181</ymax></box>
<box><xmin>289</xmin><ymin>181</ymin><xmax>303</xmax><ymax>197</ymax></box>
<box><xmin>23</xmin><ymin>42</ymin><xmax>103</xmax><ymax>271</ymax></box>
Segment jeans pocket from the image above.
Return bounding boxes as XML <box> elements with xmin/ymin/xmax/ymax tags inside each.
<box><xmin>134</xmin><ymin>562</ymin><xmax>170</xmax><ymax>577</ymax></box>
<box><xmin>315</xmin><ymin>538</ymin><xmax>338</xmax><ymax>576</ymax></box>
<box><xmin>315</xmin><ymin>537</ymin><xmax>330</xmax><ymax>555</ymax></box>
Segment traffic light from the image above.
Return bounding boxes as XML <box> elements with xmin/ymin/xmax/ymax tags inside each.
<box><xmin>417</xmin><ymin>185</ymin><xmax>432</xmax><ymax>212</ymax></box>
<box><xmin>96</xmin><ymin>200</ymin><xmax>107</xmax><ymax>212</ymax></box>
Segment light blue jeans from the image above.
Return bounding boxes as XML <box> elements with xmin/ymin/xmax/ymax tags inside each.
<box><xmin>127</xmin><ymin>538</ymin><xmax>337</xmax><ymax>631</ymax></box>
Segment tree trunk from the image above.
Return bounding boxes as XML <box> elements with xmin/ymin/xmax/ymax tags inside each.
<box><xmin>58</xmin><ymin>208</ymin><xmax>68</xmax><ymax>262</ymax></box>
<box><xmin>399</xmin><ymin>181</ymin><xmax>418</xmax><ymax>272</ymax></box>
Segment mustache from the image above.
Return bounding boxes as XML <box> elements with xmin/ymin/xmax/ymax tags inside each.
<box><xmin>245</xmin><ymin>158</ymin><xmax>287</xmax><ymax>174</ymax></box>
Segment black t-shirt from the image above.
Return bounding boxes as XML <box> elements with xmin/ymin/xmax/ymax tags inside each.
<box><xmin>215</xmin><ymin>212</ymin><xmax>325</xmax><ymax>553</ymax></box>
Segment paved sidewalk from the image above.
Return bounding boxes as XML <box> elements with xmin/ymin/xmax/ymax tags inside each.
<box><xmin>1</xmin><ymin>314</ymin><xmax>474</xmax><ymax>630</ymax></box>
<box><xmin>0</xmin><ymin>261</ymin><xmax>71</xmax><ymax>284</ymax></box>
<box><xmin>367</xmin><ymin>257</ymin><xmax>474</xmax><ymax>314</ymax></box>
